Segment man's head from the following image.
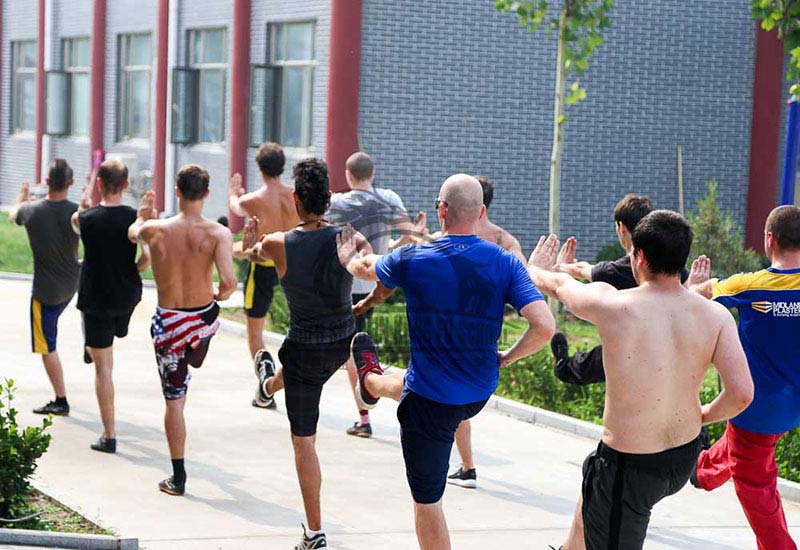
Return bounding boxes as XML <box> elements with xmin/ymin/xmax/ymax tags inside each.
<box><xmin>614</xmin><ymin>194</ymin><xmax>654</xmax><ymax>249</ymax></box>
<box><xmin>46</xmin><ymin>159</ymin><xmax>74</xmax><ymax>192</ymax></box>
<box><xmin>175</xmin><ymin>164</ymin><xmax>210</xmax><ymax>201</ymax></box>
<box><xmin>345</xmin><ymin>152</ymin><xmax>375</xmax><ymax>188</ymax></box>
<box><xmin>765</xmin><ymin>205</ymin><xmax>800</xmax><ymax>258</ymax></box>
<box><xmin>436</xmin><ymin>174</ymin><xmax>486</xmax><ymax>231</ymax></box>
<box><xmin>630</xmin><ymin>210</ymin><xmax>692</xmax><ymax>282</ymax></box>
<box><xmin>255</xmin><ymin>142</ymin><xmax>285</xmax><ymax>178</ymax></box>
<box><xmin>96</xmin><ymin>159</ymin><xmax>129</xmax><ymax>196</ymax></box>
<box><xmin>293</xmin><ymin>158</ymin><xmax>330</xmax><ymax>216</ymax></box>
<box><xmin>475</xmin><ymin>175</ymin><xmax>494</xmax><ymax>209</ymax></box>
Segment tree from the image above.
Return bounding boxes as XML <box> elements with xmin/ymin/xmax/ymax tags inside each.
<box><xmin>752</xmin><ymin>1</ymin><xmax>800</xmax><ymax>98</ymax></box>
<box><xmin>495</xmin><ymin>0</ymin><xmax>613</xmax><ymax>237</ymax></box>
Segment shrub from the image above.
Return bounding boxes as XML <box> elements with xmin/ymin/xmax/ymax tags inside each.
<box><xmin>595</xmin><ymin>241</ymin><xmax>625</xmax><ymax>263</ymax></box>
<box><xmin>0</xmin><ymin>379</ymin><xmax>52</xmax><ymax>522</ymax></box>
<box><xmin>687</xmin><ymin>181</ymin><xmax>761</xmax><ymax>277</ymax></box>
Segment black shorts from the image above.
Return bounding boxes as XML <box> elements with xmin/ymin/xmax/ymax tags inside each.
<box><xmin>82</xmin><ymin>309</ymin><xmax>134</xmax><ymax>349</ymax></box>
<box><xmin>279</xmin><ymin>335</ymin><xmax>354</xmax><ymax>437</ymax></box>
<box><xmin>352</xmin><ymin>293</ymin><xmax>374</xmax><ymax>333</ymax></box>
<box><xmin>581</xmin><ymin>435</ymin><xmax>703</xmax><ymax>549</ymax></box>
<box><xmin>397</xmin><ymin>389</ymin><xmax>488</xmax><ymax>504</ymax></box>
<box><xmin>244</xmin><ymin>263</ymin><xmax>279</xmax><ymax>318</ymax></box>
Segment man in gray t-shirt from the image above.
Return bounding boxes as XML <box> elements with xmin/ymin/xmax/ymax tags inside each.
<box><xmin>325</xmin><ymin>152</ymin><xmax>427</xmax><ymax>437</ymax></box>
<box><xmin>10</xmin><ymin>159</ymin><xmax>80</xmax><ymax>417</ymax></box>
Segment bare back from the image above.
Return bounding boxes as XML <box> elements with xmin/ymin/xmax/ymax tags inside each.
<box><xmin>476</xmin><ymin>218</ymin><xmax>525</xmax><ymax>262</ymax></box>
<box><xmin>142</xmin><ymin>215</ymin><xmax>232</xmax><ymax>309</ymax></box>
<box><xmin>240</xmin><ymin>184</ymin><xmax>300</xmax><ymax>237</ymax></box>
<box><xmin>592</xmin><ymin>284</ymin><xmax>728</xmax><ymax>453</ymax></box>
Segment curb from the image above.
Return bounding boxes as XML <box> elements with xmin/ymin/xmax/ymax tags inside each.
<box><xmin>0</xmin><ymin>529</ymin><xmax>137</xmax><ymax>549</ymax></box>
<box><xmin>0</xmin><ymin>272</ymin><xmax>242</xmax><ymax>291</ymax></box>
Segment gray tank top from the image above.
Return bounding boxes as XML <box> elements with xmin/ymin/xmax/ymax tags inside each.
<box><xmin>281</xmin><ymin>225</ymin><xmax>355</xmax><ymax>344</ymax></box>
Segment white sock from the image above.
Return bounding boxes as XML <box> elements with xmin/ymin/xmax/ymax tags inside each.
<box><xmin>262</xmin><ymin>377</ymin><xmax>274</xmax><ymax>399</ymax></box>
<box><xmin>306</xmin><ymin>527</ymin><xmax>324</xmax><ymax>538</ymax></box>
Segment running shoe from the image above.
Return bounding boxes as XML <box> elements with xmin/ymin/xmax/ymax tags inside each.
<box><xmin>550</xmin><ymin>332</ymin><xmax>569</xmax><ymax>365</ymax></box>
<box><xmin>33</xmin><ymin>400</ymin><xmax>69</xmax><ymax>416</ymax></box>
<box><xmin>295</xmin><ymin>524</ymin><xmax>327</xmax><ymax>549</ymax></box>
<box><xmin>346</xmin><ymin>422</ymin><xmax>373</xmax><ymax>438</ymax></box>
<box><xmin>351</xmin><ymin>332</ymin><xmax>382</xmax><ymax>410</ymax></box>
<box><xmin>252</xmin><ymin>349</ymin><xmax>276</xmax><ymax>409</ymax></box>
<box><xmin>90</xmin><ymin>436</ymin><xmax>117</xmax><ymax>454</ymax></box>
<box><xmin>689</xmin><ymin>466</ymin><xmax>701</xmax><ymax>489</ymax></box>
<box><xmin>447</xmin><ymin>466</ymin><xmax>477</xmax><ymax>489</ymax></box>
<box><xmin>158</xmin><ymin>476</ymin><xmax>185</xmax><ymax>496</ymax></box>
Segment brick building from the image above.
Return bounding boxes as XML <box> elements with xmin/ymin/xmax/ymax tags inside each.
<box><xmin>0</xmin><ymin>0</ymin><xmax>788</xmax><ymax>257</ymax></box>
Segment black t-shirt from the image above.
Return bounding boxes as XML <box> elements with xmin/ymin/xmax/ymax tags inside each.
<box><xmin>77</xmin><ymin>205</ymin><xmax>142</xmax><ymax>313</ymax></box>
<box><xmin>591</xmin><ymin>255</ymin><xmax>689</xmax><ymax>290</ymax></box>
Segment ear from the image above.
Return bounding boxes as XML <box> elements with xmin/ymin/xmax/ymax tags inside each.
<box><xmin>766</xmin><ymin>231</ymin><xmax>777</xmax><ymax>250</ymax></box>
<box><xmin>633</xmin><ymin>248</ymin><xmax>647</xmax><ymax>270</ymax></box>
<box><xmin>123</xmin><ymin>181</ymin><xmax>130</xmax><ymax>190</ymax></box>
<box><xmin>293</xmin><ymin>191</ymin><xmax>301</xmax><ymax>204</ymax></box>
<box><xmin>175</xmin><ymin>186</ymin><xmax>182</xmax><ymax>199</ymax></box>
<box><xmin>479</xmin><ymin>205</ymin><xmax>487</xmax><ymax>221</ymax></box>
<box><xmin>204</xmin><ymin>188</ymin><xmax>211</xmax><ymax>199</ymax></box>
<box><xmin>68</xmin><ymin>179</ymin><xmax>75</xmax><ymax>188</ymax></box>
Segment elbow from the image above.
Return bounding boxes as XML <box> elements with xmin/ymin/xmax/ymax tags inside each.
<box><xmin>538</xmin><ymin>313</ymin><xmax>557</xmax><ymax>343</ymax></box>
<box><xmin>734</xmin><ymin>379</ymin><xmax>755</xmax><ymax>411</ymax></box>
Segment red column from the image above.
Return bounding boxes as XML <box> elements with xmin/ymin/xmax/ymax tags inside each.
<box><xmin>35</xmin><ymin>0</ymin><xmax>45</xmax><ymax>183</ymax></box>
<box><xmin>152</xmin><ymin>0</ymin><xmax>169</xmax><ymax>212</ymax></box>
<box><xmin>228</xmin><ymin>0</ymin><xmax>250</xmax><ymax>234</ymax></box>
<box><xmin>745</xmin><ymin>25</ymin><xmax>785</xmax><ymax>251</ymax></box>
<box><xmin>90</xmin><ymin>0</ymin><xmax>106</xmax><ymax>202</ymax></box>
<box><xmin>325</xmin><ymin>0</ymin><xmax>363</xmax><ymax>192</ymax></box>
<box><xmin>0</xmin><ymin>1</ymin><xmax>4</xmax><ymax>163</ymax></box>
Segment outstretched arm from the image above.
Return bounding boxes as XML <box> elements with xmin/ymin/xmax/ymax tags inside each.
<box><xmin>228</xmin><ymin>173</ymin><xmax>247</xmax><ymax>219</ymax></box>
<box><xmin>688</xmin><ymin>255</ymin><xmax>715</xmax><ymax>299</ymax></box>
<box><xmin>70</xmin><ymin>184</ymin><xmax>94</xmax><ymax>235</ymax></box>
<box><xmin>390</xmin><ymin>211</ymin><xmax>428</xmax><ymax>249</ymax></box>
<box><xmin>701</xmin><ymin>309</ymin><xmax>754</xmax><ymax>425</ymax></box>
<box><xmin>353</xmin><ymin>281</ymin><xmax>396</xmax><ymax>315</ymax></box>
<box><xmin>337</xmin><ymin>224</ymin><xmax>379</xmax><ymax>281</ymax></box>
<box><xmin>499</xmin><ymin>300</ymin><xmax>556</xmax><ymax>367</ymax></box>
<box><xmin>8</xmin><ymin>181</ymin><xmax>30</xmax><ymax>225</ymax></box>
<box><xmin>128</xmin><ymin>190</ymin><xmax>158</xmax><ymax>243</ymax></box>
<box><xmin>241</xmin><ymin>217</ymin><xmax>277</xmax><ymax>263</ymax></box>
<box><xmin>555</xmin><ymin>236</ymin><xmax>594</xmax><ymax>281</ymax></box>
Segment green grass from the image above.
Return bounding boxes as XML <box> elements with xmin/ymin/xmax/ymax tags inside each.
<box><xmin>0</xmin><ymin>212</ymin><xmax>34</xmax><ymax>274</ymax></box>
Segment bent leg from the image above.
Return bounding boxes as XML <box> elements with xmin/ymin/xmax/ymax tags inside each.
<box><xmin>696</xmin><ymin>423</ymin><xmax>733</xmax><ymax>491</ymax></box>
<box><xmin>164</xmin><ymin>397</ymin><xmax>187</xmax><ymax>459</ymax></box>
<box><xmin>562</xmin><ymin>496</ymin><xmax>586</xmax><ymax>550</ymax></box>
<box><xmin>91</xmin><ymin>346</ymin><xmax>115</xmax><ymax>438</ymax></box>
<box><xmin>414</xmin><ymin>501</ymin><xmax>450</xmax><ymax>550</ymax></box>
<box><xmin>292</xmin><ymin>434</ymin><xmax>322</xmax><ymax>531</ymax></box>
<box><xmin>246</xmin><ymin>316</ymin><xmax>266</xmax><ymax>359</ymax></box>
<box><xmin>42</xmin><ymin>352</ymin><xmax>66</xmax><ymax>398</ymax></box>
<box><xmin>364</xmin><ymin>370</ymin><xmax>405</xmax><ymax>402</ymax></box>
<box><xmin>454</xmin><ymin>420</ymin><xmax>474</xmax><ymax>470</ymax></box>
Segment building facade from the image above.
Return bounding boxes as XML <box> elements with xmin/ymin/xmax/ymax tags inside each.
<box><xmin>0</xmin><ymin>0</ymin><xmax>788</xmax><ymax>257</ymax></box>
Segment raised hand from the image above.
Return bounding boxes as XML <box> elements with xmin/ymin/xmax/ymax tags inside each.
<box><xmin>336</xmin><ymin>224</ymin><xmax>361</xmax><ymax>267</ymax></box>
<box><xmin>229</xmin><ymin>173</ymin><xmax>245</xmax><ymax>198</ymax></box>
<box><xmin>557</xmin><ymin>236</ymin><xmax>577</xmax><ymax>266</ymax></box>
<box><xmin>16</xmin><ymin>181</ymin><xmax>30</xmax><ymax>204</ymax></box>
<box><xmin>242</xmin><ymin>217</ymin><xmax>260</xmax><ymax>252</ymax></box>
<box><xmin>79</xmin><ymin>184</ymin><xmax>93</xmax><ymax>210</ymax></box>
<box><xmin>353</xmin><ymin>297</ymin><xmax>371</xmax><ymax>316</ymax></box>
<box><xmin>414</xmin><ymin>211</ymin><xmax>428</xmax><ymax>233</ymax></box>
<box><xmin>528</xmin><ymin>234</ymin><xmax>560</xmax><ymax>271</ymax></box>
<box><xmin>689</xmin><ymin>255</ymin><xmax>711</xmax><ymax>287</ymax></box>
<box><xmin>137</xmin><ymin>190</ymin><xmax>158</xmax><ymax>221</ymax></box>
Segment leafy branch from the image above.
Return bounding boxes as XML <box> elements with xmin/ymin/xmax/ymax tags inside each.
<box><xmin>752</xmin><ymin>0</ymin><xmax>800</xmax><ymax>97</ymax></box>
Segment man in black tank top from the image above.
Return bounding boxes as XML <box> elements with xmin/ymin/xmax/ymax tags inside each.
<box><xmin>241</xmin><ymin>158</ymin><xmax>372</xmax><ymax>550</ymax></box>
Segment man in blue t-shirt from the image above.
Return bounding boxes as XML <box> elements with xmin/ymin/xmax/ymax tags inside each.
<box><xmin>689</xmin><ymin>206</ymin><xmax>800</xmax><ymax>550</ymax></box>
<box><xmin>337</xmin><ymin>174</ymin><xmax>554</xmax><ymax>550</ymax></box>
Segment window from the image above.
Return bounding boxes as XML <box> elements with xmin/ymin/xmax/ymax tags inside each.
<box><xmin>119</xmin><ymin>33</ymin><xmax>152</xmax><ymax>140</ymax></box>
<box><xmin>64</xmin><ymin>37</ymin><xmax>90</xmax><ymax>136</ymax></box>
<box><xmin>252</xmin><ymin>22</ymin><xmax>315</xmax><ymax>148</ymax></box>
<box><xmin>190</xmin><ymin>28</ymin><xmax>227</xmax><ymax>143</ymax></box>
<box><xmin>11</xmin><ymin>41</ymin><xmax>37</xmax><ymax>133</ymax></box>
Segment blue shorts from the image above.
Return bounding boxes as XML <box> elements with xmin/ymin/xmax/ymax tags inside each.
<box><xmin>397</xmin><ymin>389</ymin><xmax>488</xmax><ymax>504</ymax></box>
<box><xmin>30</xmin><ymin>298</ymin><xmax>69</xmax><ymax>355</ymax></box>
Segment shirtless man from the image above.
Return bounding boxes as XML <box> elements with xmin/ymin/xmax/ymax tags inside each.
<box><xmin>526</xmin><ymin>210</ymin><xmax>753</xmax><ymax>549</ymax></box>
<box><xmin>129</xmin><ymin>165</ymin><xmax>237</xmax><ymax>496</ymax></box>
<box><xmin>449</xmin><ymin>175</ymin><xmax>526</xmax><ymax>489</ymax></box>
<box><xmin>229</xmin><ymin>142</ymin><xmax>300</xmax><ymax>409</ymax></box>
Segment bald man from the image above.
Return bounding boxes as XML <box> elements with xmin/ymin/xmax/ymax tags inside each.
<box><xmin>337</xmin><ymin>174</ymin><xmax>555</xmax><ymax>550</ymax></box>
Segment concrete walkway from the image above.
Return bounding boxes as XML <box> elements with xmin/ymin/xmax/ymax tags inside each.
<box><xmin>2</xmin><ymin>278</ymin><xmax>799</xmax><ymax>549</ymax></box>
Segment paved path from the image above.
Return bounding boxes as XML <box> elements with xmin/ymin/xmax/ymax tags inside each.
<box><xmin>2</xmin><ymin>278</ymin><xmax>800</xmax><ymax>549</ymax></box>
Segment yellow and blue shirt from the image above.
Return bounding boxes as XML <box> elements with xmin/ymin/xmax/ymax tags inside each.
<box><xmin>713</xmin><ymin>267</ymin><xmax>800</xmax><ymax>434</ymax></box>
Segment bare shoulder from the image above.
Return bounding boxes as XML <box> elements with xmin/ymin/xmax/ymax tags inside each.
<box><xmin>262</xmin><ymin>230</ymin><xmax>286</xmax><ymax>245</ymax></box>
<box><xmin>139</xmin><ymin>218</ymin><xmax>167</xmax><ymax>240</ymax></box>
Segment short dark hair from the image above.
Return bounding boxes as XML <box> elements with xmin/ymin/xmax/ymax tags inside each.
<box><xmin>176</xmin><ymin>164</ymin><xmax>210</xmax><ymax>201</ymax></box>
<box><xmin>632</xmin><ymin>210</ymin><xmax>692</xmax><ymax>276</ymax></box>
<box><xmin>475</xmin><ymin>175</ymin><xmax>494</xmax><ymax>209</ymax></box>
<box><xmin>293</xmin><ymin>158</ymin><xmax>330</xmax><ymax>216</ymax></box>
<box><xmin>47</xmin><ymin>159</ymin><xmax>73</xmax><ymax>191</ymax></box>
<box><xmin>345</xmin><ymin>152</ymin><xmax>374</xmax><ymax>181</ymax></box>
<box><xmin>255</xmin><ymin>142</ymin><xmax>285</xmax><ymax>177</ymax></box>
<box><xmin>766</xmin><ymin>205</ymin><xmax>800</xmax><ymax>250</ymax></box>
<box><xmin>97</xmin><ymin>160</ymin><xmax>128</xmax><ymax>195</ymax></box>
<box><xmin>614</xmin><ymin>194</ymin><xmax>654</xmax><ymax>232</ymax></box>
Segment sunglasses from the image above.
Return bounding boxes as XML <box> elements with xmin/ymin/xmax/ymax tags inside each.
<box><xmin>434</xmin><ymin>198</ymin><xmax>448</xmax><ymax>210</ymax></box>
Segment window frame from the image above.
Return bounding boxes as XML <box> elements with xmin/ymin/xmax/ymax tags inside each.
<box><xmin>267</xmin><ymin>21</ymin><xmax>317</xmax><ymax>149</ymax></box>
<box><xmin>63</xmin><ymin>36</ymin><xmax>91</xmax><ymax>137</ymax></box>
<box><xmin>117</xmin><ymin>32</ymin><xmax>153</xmax><ymax>142</ymax></box>
<box><xmin>11</xmin><ymin>40</ymin><xmax>37</xmax><ymax>134</ymax></box>
<box><xmin>188</xmin><ymin>28</ymin><xmax>227</xmax><ymax>144</ymax></box>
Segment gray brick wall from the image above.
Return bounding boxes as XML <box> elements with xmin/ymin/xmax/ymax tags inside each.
<box><xmin>359</xmin><ymin>0</ymin><xmax>763</xmax><ymax>259</ymax></box>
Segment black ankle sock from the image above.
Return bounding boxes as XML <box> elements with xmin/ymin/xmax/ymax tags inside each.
<box><xmin>171</xmin><ymin>459</ymin><xmax>186</xmax><ymax>485</ymax></box>
<box><xmin>55</xmin><ymin>396</ymin><xmax>68</xmax><ymax>406</ymax></box>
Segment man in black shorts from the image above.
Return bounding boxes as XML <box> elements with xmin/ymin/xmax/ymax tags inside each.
<box><xmin>242</xmin><ymin>158</ymin><xmax>369</xmax><ymax>550</ymax></box>
<box><xmin>71</xmin><ymin>160</ymin><xmax>150</xmax><ymax>453</ymax></box>
<box><xmin>9</xmin><ymin>159</ymin><xmax>80</xmax><ymax>416</ymax></box>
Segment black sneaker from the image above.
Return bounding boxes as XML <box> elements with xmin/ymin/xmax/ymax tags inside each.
<box><xmin>447</xmin><ymin>466</ymin><xmax>477</xmax><ymax>489</ymax></box>
<box><xmin>346</xmin><ymin>422</ymin><xmax>373</xmax><ymax>438</ymax></box>
<box><xmin>351</xmin><ymin>333</ymin><xmax>382</xmax><ymax>410</ymax></box>
<box><xmin>83</xmin><ymin>347</ymin><xmax>93</xmax><ymax>364</ymax></box>
<box><xmin>158</xmin><ymin>476</ymin><xmax>185</xmax><ymax>496</ymax></box>
<box><xmin>252</xmin><ymin>349</ymin><xmax>276</xmax><ymax>409</ymax></box>
<box><xmin>90</xmin><ymin>436</ymin><xmax>116</xmax><ymax>454</ymax></box>
<box><xmin>295</xmin><ymin>524</ymin><xmax>327</xmax><ymax>549</ymax></box>
<box><xmin>699</xmin><ymin>426</ymin><xmax>711</xmax><ymax>450</ymax></box>
<box><xmin>689</xmin><ymin>466</ymin><xmax>701</xmax><ymax>489</ymax></box>
<box><xmin>33</xmin><ymin>400</ymin><xmax>69</xmax><ymax>416</ymax></box>
<box><xmin>550</xmin><ymin>332</ymin><xmax>569</xmax><ymax>364</ymax></box>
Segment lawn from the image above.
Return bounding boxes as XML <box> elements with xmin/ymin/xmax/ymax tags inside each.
<box><xmin>0</xmin><ymin>212</ymin><xmax>34</xmax><ymax>274</ymax></box>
